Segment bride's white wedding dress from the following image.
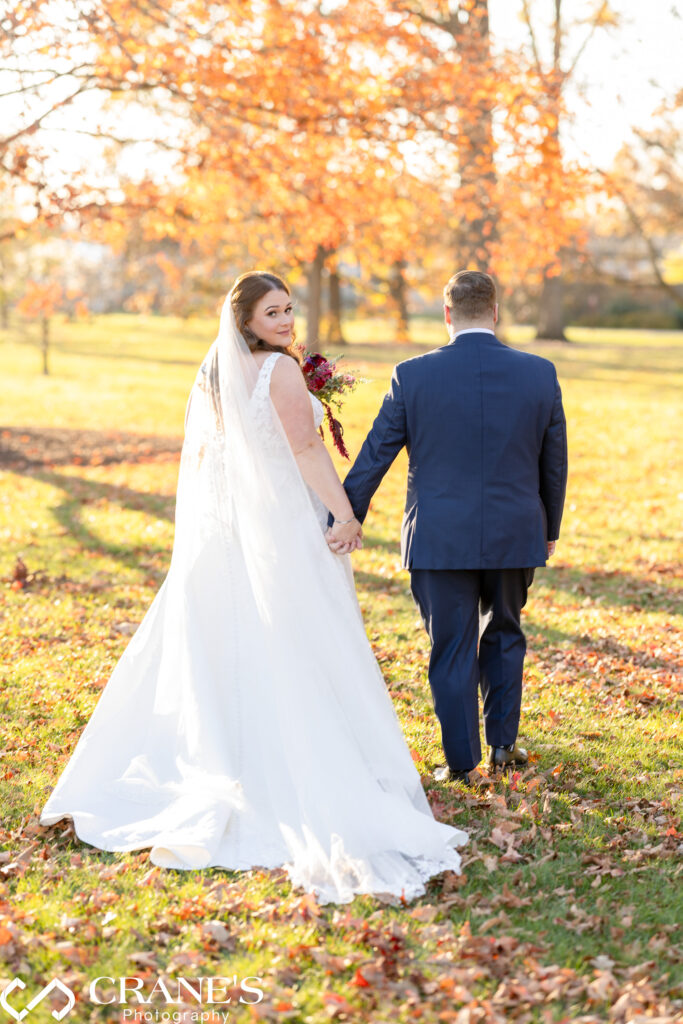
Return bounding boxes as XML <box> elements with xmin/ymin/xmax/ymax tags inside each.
<box><xmin>40</xmin><ymin>303</ymin><xmax>466</xmax><ymax>905</ymax></box>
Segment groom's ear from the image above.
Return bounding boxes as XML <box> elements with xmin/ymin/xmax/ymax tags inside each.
<box><xmin>493</xmin><ymin>303</ymin><xmax>499</xmax><ymax>325</ymax></box>
<box><xmin>444</xmin><ymin>304</ymin><xmax>452</xmax><ymax>327</ymax></box>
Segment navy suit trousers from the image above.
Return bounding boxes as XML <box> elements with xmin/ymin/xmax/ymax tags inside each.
<box><xmin>409</xmin><ymin>568</ymin><xmax>534</xmax><ymax>771</ymax></box>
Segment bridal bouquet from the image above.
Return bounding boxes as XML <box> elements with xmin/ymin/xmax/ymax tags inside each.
<box><xmin>298</xmin><ymin>349</ymin><xmax>362</xmax><ymax>460</ymax></box>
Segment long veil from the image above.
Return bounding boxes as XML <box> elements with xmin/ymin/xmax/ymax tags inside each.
<box><xmin>40</xmin><ymin>290</ymin><xmax>466</xmax><ymax>903</ymax></box>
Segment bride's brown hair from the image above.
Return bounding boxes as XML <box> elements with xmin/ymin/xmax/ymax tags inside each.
<box><xmin>231</xmin><ymin>271</ymin><xmax>300</xmax><ymax>363</ymax></box>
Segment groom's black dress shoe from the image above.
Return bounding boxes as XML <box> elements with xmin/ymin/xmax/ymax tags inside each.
<box><xmin>433</xmin><ymin>765</ymin><xmax>472</xmax><ymax>785</ymax></box>
<box><xmin>486</xmin><ymin>742</ymin><xmax>528</xmax><ymax>770</ymax></box>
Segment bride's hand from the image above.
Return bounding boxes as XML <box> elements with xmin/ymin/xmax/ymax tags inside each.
<box><xmin>326</xmin><ymin>519</ymin><xmax>362</xmax><ymax>554</ymax></box>
<box><xmin>327</xmin><ymin>533</ymin><xmax>363</xmax><ymax>555</ymax></box>
<box><xmin>332</xmin><ymin>534</ymin><xmax>363</xmax><ymax>554</ymax></box>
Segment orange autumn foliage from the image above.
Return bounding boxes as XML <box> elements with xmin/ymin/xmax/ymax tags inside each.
<box><xmin>2</xmin><ymin>1</ymin><xmax>600</xmax><ymax>299</ymax></box>
<box><xmin>16</xmin><ymin>281</ymin><xmax>63</xmax><ymax>318</ymax></box>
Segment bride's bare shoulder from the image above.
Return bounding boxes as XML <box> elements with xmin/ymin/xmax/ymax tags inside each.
<box><xmin>270</xmin><ymin>352</ymin><xmax>304</xmax><ymax>378</ymax></box>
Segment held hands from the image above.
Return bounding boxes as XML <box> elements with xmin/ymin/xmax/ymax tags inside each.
<box><xmin>547</xmin><ymin>541</ymin><xmax>556</xmax><ymax>558</ymax></box>
<box><xmin>326</xmin><ymin>517</ymin><xmax>363</xmax><ymax>555</ymax></box>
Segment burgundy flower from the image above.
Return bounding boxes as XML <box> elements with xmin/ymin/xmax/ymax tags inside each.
<box><xmin>299</xmin><ymin>347</ymin><xmax>360</xmax><ymax>459</ymax></box>
<box><xmin>303</xmin><ymin>353</ymin><xmax>333</xmax><ymax>392</ymax></box>
<box><xmin>326</xmin><ymin>405</ymin><xmax>350</xmax><ymax>460</ymax></box>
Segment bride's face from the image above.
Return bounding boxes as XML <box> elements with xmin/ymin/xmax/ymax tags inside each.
<box><xmin>248</xmin><ymin>289</ymin><xmax>295</xmax><ymax>347</ymax></box>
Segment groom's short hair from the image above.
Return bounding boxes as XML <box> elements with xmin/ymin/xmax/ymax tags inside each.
<box><xmin>444</xmin><ymin>271</ymin><xmax>497</xmax><ymax>319</ymax></box>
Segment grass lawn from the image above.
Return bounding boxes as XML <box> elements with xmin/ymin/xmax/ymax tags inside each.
<box><xmin>0</xmin><ymin>313</ymin><xmax>681</xmax><ymax>1023</ymax></box>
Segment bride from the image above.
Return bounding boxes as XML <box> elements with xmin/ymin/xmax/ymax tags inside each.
<box><xmin>40</xmin><ymin>271</ymin><xmax>467</xmax><ymax>904</ymax></box>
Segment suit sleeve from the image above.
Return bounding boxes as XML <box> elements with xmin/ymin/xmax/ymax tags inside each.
<box><xmin>341</xmin><ymin>365</ymin><xmax>408</xmax><ymax>524</ymax></box>
<box><xmin>539</xmin><ymin>374</ymin><xmax>568</xmax><ymax>541</ymax></box>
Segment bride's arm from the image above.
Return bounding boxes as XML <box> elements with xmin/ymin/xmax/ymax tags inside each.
<box><xmin>270</xmin><ymin>355</ymin><xmax>360</xmax><ymax>544</ymax></box>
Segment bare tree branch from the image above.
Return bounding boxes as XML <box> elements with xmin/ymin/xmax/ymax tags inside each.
<box><xmin>597</xmin><ymin>170</ymin><xmax>683</xmax><ymax>309</ymax></box>
<box><xmin>0</xmin><ymin>81</ymin><xmax>95</xmax><ymax>150</ymax></box>
<box><xmin>553</xmin><ymin>0</ymin><xmax>562</xmax><ymax>66</ymax></box>
<box><xmin>387</xmin><ymin>1</ymin><xmax>462</xmax><ymax>37</ymax></box>
<box><xmin>582</xmin><ymin>248</ymin><xmax>682</xmax><ymax>295</ymax></box>
<box><xmin>564</xmin><ymin>0</ymin><xmax>611</xmax><ymax>81</ymax></box>
<box><xmin>520</xmin><ymin>0</ymin><xmax>544</xmax><ymax>78</ymax></box>
<box><xmin>44</xmin><ymin>125</ymin><xmax>189</xmax><ymax>154</ymax></box>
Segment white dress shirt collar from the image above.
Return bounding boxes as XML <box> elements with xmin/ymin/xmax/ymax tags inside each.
<box><xmin>453</xmin><ymin>327</ymin><xmax>496</xmax><ymax>338</ymax></box>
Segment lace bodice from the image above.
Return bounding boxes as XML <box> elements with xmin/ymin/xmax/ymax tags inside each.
<box><xmin>250</xmin><ymin>352</ymin><xmax>328</xmax><ymax>529</ymax></box>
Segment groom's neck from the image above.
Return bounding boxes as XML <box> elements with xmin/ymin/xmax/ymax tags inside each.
<box><xmin>448</xmin><ymin>318</ymin><xmax>496</xmax><ymax>340</ymax></box>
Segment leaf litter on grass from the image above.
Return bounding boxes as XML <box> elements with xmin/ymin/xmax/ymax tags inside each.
<box><xmin>1</xmin><ymin>320</ymin><xmax>682</xmax><ymax>1021</ymax></box>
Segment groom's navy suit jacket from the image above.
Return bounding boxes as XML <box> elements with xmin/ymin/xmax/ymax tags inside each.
<box><xmin>342</xmin><ymin>331</ymin><xmax>567</xmax><ymax>570</ymax></box>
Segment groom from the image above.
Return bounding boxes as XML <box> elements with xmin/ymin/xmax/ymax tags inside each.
<box><xmin>330</xmin><ymin>271</ymin><xmax>567</xmax><ymax>782</ymax></box>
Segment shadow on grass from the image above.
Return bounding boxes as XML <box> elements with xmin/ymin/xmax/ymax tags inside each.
<box><xmin>50</xmin><ymin>341</ymin><xmax>202</xmax><ymax>368</ymax></box>
<box><xmin>0</xmin><ymin>425</ymin><xmax>182</xmax><ymax>469</ymax></box>
<box><xmin>527</xmin><ymin>725</ymin><xmax>680</xmax><ymax>799</ymax></box>
<box><xmin>361</xmin><ymin>532</ymin><xmax>403</xmax><ymax>556</ymax></box>
<box><xmin>0</xmin><ymin>429</ymin><xmax>181</xmax><ymax>572</ymax></box>
<box><xmin>27</xmin><ymin>468</ymin><xmax>175</xmax><ymax>570</ymax></box>
<box><xmin>353</xmin><ymin>569</ymin><xmax>409</xmax><ymax>596</ymax></box>
<box><xmin>526</xmin><ymin>608</ymin><xmax>682</xmax><ymax>683</ymax></box>
<box><xmin>356</xmin><ymin>554</ymin><xmax>679</xmax><ymax>617</ymax></box>
<box><xmin>541</xmin><ymin>563</ymin><xmax>679</xmax><ymax>613</ymax></box>
<box><xmin>540</xmin><ymin>341</ymin><xmax>683</xmax><ymax>373</ymax></box>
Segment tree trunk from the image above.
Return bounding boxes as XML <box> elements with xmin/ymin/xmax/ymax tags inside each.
<box><xmin>306</xmin><ymin>246</ymin><xmax>325</xmax><ymax>349</ymax></box>
<box><xmin>534</xmin><ymin>108</ymin><xmax>568</xmax><ymax>340</ymax></box>
<box><xmin>457</xmin><ymin>0</ymin><xmax>497</xmax><ymax>269</ymax></box>
<box><xmin>533</xmin><ymin>0</ymin><xmax>568</xmax><ymax>339</ymax></box>
<box><xmin>326</xmin><ymin>270</ymin><xmax>346</xmax><ymax>346</ymax></box>
<box><xmin>536</xmin><ymin>272</ymin><xmax>567</xmax><ymax>341</ymax></box>
<box><xmin>389</xmin><ymin>259</ymin><xmax>410</xmax><ymax>343</ymax></box>
<box><xmin>410</xmin><ymin>2</ymin><xmax>497</xmax><ymax>271</ymax></box>
<box><xmin>0</xmin><ymin>261</ymin><xmax>8</xmax><ymax>329</ymax></box>
<box><xmin>41</xmin><ymin>315</ymin><xmax>50</xmax><ymax>374</ymax></box>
